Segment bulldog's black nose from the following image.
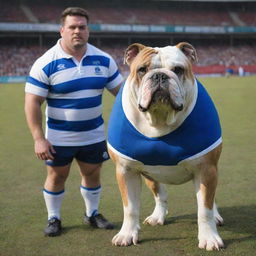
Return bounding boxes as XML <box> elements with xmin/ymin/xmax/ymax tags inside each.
<box><xmin>151</xmin><ymin>72</ymin><xmax>168</xmax><ymax>83</ymax></box>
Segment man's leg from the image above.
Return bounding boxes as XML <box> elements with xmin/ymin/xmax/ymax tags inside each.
<box><xmin>78</xmin><ymin>161</ymin><xmax>102</xmax><ymax>217</ymax></box>
<box><xmin>43</xmin><ymin>164</ymin><xmax>70</xmax><ymax>236</ymax></box>
<box><xmin>77</xmin><ymin>160</ymin><xmax>114</xmax><ymax>229</ymax></box>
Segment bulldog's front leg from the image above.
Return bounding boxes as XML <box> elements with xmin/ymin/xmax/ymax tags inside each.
<box><xmin>112</xmin><ymin>165</ymin><xmax>142</xmax><ymax>246</ymax></box>
<box><xmin>194</xmin><ymin>164</ymin><xmax>224</xmax><ymax>251</ymax></box>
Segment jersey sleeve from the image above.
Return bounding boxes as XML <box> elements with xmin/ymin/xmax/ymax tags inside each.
<box><xmin>25</xmin><ymin>58</ymin><xmax>50</xmax><ymax>97</ymax></box>
<box><xmin>105</xmin><ymin>56</ymin><xmax>123</xmax><ymax>90</ymax></box>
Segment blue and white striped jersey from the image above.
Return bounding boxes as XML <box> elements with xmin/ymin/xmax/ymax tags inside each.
<box><xmin>25</xmin><ymin>40</ymin><xmax>123</xmax><ymax>146</ymax></box>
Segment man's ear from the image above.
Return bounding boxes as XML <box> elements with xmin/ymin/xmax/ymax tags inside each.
<box><xmin>176</xmin><ymin>42</ymin><xmax>198</xmax><ymax>63</ymax></box>
<box><xmin>124</xmin><ymin>43</ymin><xmax>146</xmax><ymax>66</ymax></box>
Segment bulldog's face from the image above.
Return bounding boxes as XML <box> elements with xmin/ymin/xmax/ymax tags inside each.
<box><xmin>124</xmin><ymin>42</ymin><xmax>198</xmax><ymax>126</ymax></box>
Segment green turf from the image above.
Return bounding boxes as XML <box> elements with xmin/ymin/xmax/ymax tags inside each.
<box><xmin>0</xmin><ymin>76</ymin><xmax>255</xmax><ymax>256</ymax></box>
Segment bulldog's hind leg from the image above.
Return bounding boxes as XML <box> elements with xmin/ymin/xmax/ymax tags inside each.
<box><xmin>143</xmin><ymin>178</ymin><xmax>168</xmax><ymax>226</ymax></box>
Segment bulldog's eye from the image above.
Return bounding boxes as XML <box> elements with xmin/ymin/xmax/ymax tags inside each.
<box><xmin>138</xmin><ymin>66</ymin><xmax>147</xmax><ymax>75</ymax></box>
<box><xmin>173</xmin><ymin>67</ymin><xmax>184</xmax><ymax>76</ymax></box>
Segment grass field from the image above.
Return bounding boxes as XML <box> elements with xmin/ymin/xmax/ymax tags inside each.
<box><xmin>0</xmin><ymin>76</ymin><xmax>255</xmax><ymax>256</ymax></box>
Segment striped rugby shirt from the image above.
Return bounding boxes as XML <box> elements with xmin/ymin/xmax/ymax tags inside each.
<box><xmin>25</xmin><ymin>40</ymin><xmax>123</xmax><ymax>146</ymax></box>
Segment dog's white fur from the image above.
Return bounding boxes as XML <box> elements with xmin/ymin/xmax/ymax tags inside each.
<box><xmin>108</xmin><ymin>43</ymin><xmax>224</xmax><ymax>251</ymax></box>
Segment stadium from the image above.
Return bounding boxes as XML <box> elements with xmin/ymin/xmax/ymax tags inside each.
<box><xmin>0</xmin><ymin>1</ymin><xmax>256</xmax><ymax>256</ymax></box>
<box><xmin>0</xmin><ymin>0</ymin><xmax>256</xmax><ymax>81</ymax></box>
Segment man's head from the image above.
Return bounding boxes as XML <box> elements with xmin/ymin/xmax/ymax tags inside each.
<box><xmin>60</xmin><ymin>7</ymin><xmax>90</xmax><ymax>51</ymax></box>
<box><xmin>60</xmin><ymin>7</ymin><xmax>90</xmax><ymax>25</ymax></box>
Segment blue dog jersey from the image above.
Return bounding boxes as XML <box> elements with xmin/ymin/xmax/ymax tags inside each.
<box><xmin>107</xmin><ymin>80</ymin><xmax>222</xmax><ymax>166</ymax></box>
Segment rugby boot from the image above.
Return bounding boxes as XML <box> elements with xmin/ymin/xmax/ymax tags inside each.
<box><xmin>44</xmin><ymin>217</ymin><xmax>62</xmax><ymax>237</ymax></box>
<box><xmin>84</xmin><ymin>213</ymin><xmax>114</xmax><ymax>229</ymax></box>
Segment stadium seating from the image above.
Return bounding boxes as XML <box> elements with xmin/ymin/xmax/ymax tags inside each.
<box><xmin>0</xmin><ymin>1</ymin><xmax>255</xmax><ymax>76</ymax></box>
<box><xmin>0</xmin><ymin>2</ymin><xmax>29</xmax><ymax>22</ymax></box>
<box><xmin>27</xmin><ymin>5</ymin><xmax>236</xmax><ymax>26</ymax></box>
<box><xmin>0</xmin><ymin>2</ymin><xmax>255</xmax><ymax>26</ymax></box>
<box><xmin>238</xmin><ymin>11</ymin><xmax>256</xmax><ymax>26</ymax></box>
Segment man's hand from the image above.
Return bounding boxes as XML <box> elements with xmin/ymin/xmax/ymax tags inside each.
<box><xmin>34</xmin><ymin>138</ymin><xmax>56</xmax><ymax>160</ymax></box>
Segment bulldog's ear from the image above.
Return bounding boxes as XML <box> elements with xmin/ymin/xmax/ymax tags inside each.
<box><xmin>124</xmin><ymin>43</ymin><xmax>146</xmax><ymax>65</ymax></box>
<box><xmin>176</xmin><ymin>42</ymin><xmax>198</xmax><ymax>63</ymax></box>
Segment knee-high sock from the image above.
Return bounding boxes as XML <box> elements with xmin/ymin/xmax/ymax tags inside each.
<box><xmin>80</xmin><ymin>185</ymin><xmax>101</xmax><ymax>217</ymax></box>
<box><xmin>43</xmin><ymin>189</ymin><xmax>65</xmax><ymax>220</ymax></box>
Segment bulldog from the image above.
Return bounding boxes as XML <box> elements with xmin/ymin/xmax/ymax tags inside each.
<box><xmin>107</xmin><ymin>42</ymin><xmax>224</xmax><ymax>251</ymax></box>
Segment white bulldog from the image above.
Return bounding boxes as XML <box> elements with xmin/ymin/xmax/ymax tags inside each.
<box><xmin>107</xmin><ymin>42</ymin><xmax>224</xmax><ymax>251</ymax></box>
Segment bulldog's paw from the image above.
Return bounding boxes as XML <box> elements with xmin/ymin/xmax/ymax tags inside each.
<box><xmin>198</xmin><ymin>234</ymin><xmax>224</xmax><ymax>251</ymax></box>
<box><xmin>214</xmin><ymin>207</ymin><xmax>224</xmax><ymax>226</ymax></box>
<box><xmin>143</xmin><ymin>207</ymin><xmax>168</xmax><ymax>226</ymax></box>
<box><xmin>143</xmin><ymin>214</ymin><xmax>165</xmax><ymax>226</ymax></box>
<box><xmin>214</xmin><ymin>214</ymin><xmax>224</xmax><ymax>226</ymax></box>
<box><xmin>198</xmin><ymin>221</ymin><xmax>224</xmax><ymax>251</ymax></box>
<box><xmin>112</xmin><ymin>231</ymin><xmax>139</xmax><ymax>246</ymax></box>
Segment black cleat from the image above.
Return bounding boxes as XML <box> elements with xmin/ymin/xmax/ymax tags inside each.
<box><xmin>84</xmin><ymin>213</ymin><xmax>114</xmax><ymax>229</ymax></box>
<box><xmin>44</xmin><ymin>218</ymin><xmax>62</xmax><ymax>237</ymax></box>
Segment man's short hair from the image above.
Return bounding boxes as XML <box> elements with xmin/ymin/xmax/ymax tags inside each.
<box><xmin>60</xmin><ymin>7</ymin><xmax>90</xmax><ymax>25</ymax></box>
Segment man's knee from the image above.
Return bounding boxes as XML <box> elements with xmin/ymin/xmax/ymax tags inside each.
<box><xmin>78</xmin><ymin>161</ymin><xmax>102</xmax><ymax>179</ymax></box>
<box><xmin>46</xmin><ymin>165</ymin><xmax>70</xmax><ymax>184</ymax></box>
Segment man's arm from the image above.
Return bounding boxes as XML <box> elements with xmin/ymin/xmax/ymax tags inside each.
<box><xmin>108</xmin><ymin>83</ymin><xmax>122</xmax><ymax>96</ymax></box>
<box><xmin>24</xmin><ymin>93</ymin><xmax>55</xmax><ymax>160</ymax></box>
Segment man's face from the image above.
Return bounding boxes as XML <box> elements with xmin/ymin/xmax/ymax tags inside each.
<box><xmin>60</xmin><ymin>15</ymin><xmax>89</xmax><ymax>50</ymax></box>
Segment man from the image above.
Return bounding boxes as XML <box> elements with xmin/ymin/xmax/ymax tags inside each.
<box><xmin>24</xmin><ymin>7</ymin><xmax>123</xmax><ymax>237</ymax></box>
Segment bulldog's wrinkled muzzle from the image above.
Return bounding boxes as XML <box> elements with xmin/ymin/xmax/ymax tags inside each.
<box><xmin>138</xmin><ymin>71</ymin><xmax>184</xmax><ymax>112</ymax></box>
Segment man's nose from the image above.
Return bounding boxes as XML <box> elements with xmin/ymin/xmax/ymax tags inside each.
<box><xmin>74</xmin><ymin>27</ymin><xmax>81</xmax><ymax>33</ymax></box>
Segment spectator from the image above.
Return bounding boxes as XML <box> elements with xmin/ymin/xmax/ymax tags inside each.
<box><xmin>238</xmin><ymin>66</ymin><xmax>245</xmax><ymax>76</ymax></box>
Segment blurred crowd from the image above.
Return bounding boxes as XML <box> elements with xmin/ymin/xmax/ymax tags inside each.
<box><xmin>0</xmin><ymin>45</ymin><xmax>47</xmax><ymax>76</ymax></box>
<box><xmin>0</xmin><ymin>44</ymin><xmax>255</xmax><ymax>77</ymax></box>
<box><xmin>195</xmin><ymin>45</ymin><xmax>256</xmax><ymax>66</ymax></box>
